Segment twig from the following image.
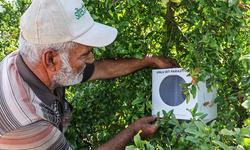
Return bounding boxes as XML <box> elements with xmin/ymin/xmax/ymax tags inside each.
<box><xmin>177</xmin><ymin>25</ymin><xmax>191</xmax><ymax>43</ymax></box>
<box><xmin>162</xmin><ymin>13</ymin><xmax>191</xmax><ymax>44</ymax></box>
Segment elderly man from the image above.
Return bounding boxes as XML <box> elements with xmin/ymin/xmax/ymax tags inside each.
<box><xmin>0</xmin><ymin>0</ymin><xmax>180</xmax><ymax>149</ymax></box>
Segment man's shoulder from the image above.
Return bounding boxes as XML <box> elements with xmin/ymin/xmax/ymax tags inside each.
<box><xmin>0</xmin><ymin>50</ymin><xmax>19</xmax><ymax>67</ymax></box>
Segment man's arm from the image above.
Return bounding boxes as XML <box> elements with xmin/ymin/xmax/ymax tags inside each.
<box><xmin>94</xmin><ymin>116</ymin><xmax>161</xmax><ymax>150</ymax></box>
<box><xmin>0</xmin><ymin>120</ymin><xmax>72</xmax><ymax>150</ymax></box>
<box><xmin>88</xmin><ymin>55</ymin><xmax>180</xmax><ymax>82</ymax></box>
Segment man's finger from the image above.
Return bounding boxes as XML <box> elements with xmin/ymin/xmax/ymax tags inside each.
<box><xmin>150</xmin><ymin>121</ymin><xmax>161</xmax><ymax>133</ymax></box>
<box><xmin>156</xmin><ymin>118</ymin><xmax>164</xmax><ymax>121</ymax></box>
<box><xmin>155</xmin><ymin>122</ymin><xmax>162</xmax><ymax>129</ymax></box>
<box><xmin>144</xmin><ymin>115</ymin><xmax>157</xmax><ymax>123</ymax></box>
<box><xmin>171</xmin><ymin>59</ymin><xmax>181</xmax><ymax>67</ymax></box>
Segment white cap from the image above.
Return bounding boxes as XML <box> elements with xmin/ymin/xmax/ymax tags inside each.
<box><xmin>20</xmin><ymin>0</ymin><xmax>117</xmax><ymax>47</ymax></box>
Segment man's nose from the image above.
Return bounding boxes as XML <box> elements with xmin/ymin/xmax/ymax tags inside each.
<box><xmin>85</xmin><ymin>52</ymin><xmax>94</xmax><ymax>64</ymax></box>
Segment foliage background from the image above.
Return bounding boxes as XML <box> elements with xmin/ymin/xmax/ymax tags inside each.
<box><xmin>1</xmin><ymin>0</ymin><xmax>250</xmax><ymax>149</ymax></box>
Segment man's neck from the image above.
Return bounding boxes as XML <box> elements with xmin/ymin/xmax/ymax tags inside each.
<box><xmin>21</xmin><ymin>55</ymin><xmax>54</xmax><ymax>92</ymax></box>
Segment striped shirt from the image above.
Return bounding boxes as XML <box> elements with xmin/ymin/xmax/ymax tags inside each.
<box><xmin>0</xmin><ymin>51</ymin><xmax>94</xmax><ymax>149</ymax></box>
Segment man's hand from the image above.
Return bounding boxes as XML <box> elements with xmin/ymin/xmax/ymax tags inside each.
<box><xmin>89</xmin><ymin>55</ymin><xmax>180</xmax><ymax>82</ymax></box>
<box><xmin>129</xmin><ymin>115</ymin><xmax>161</xmax><ymax>137</ymax></box>
<box><xmin>145</xmin><ymin>54</ymin><xmax>181</xmax><ymax>69</ymax></box>
<box><xmin>94</xmin><ymin>116</ymin><xmax>161</xmax><ymax>150</ymax></box>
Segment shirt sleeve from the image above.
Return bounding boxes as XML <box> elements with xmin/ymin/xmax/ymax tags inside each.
<box><xmin>81</xmin><ymin>62</ymin><xmax>95</xmax><ymax>82</ymax></box>
<box><xmin>0</xmin><ymin>120</ymin><xmax>73</xmax><ymax>150</ymax></box>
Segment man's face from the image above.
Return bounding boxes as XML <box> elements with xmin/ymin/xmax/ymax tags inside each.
<box><xmin>52</xmin><ymin>44</ymin><xmax>94</xmax><ymax>87</ymax></box>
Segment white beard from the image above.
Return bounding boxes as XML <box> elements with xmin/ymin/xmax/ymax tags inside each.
<box><xmin>51</xmin><ymin>52</ymin><xmax>85</xmax><ymax>89</ymax></box>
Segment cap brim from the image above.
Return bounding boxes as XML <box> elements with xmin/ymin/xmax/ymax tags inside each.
<box><xmin>73</xmin><ymin>22</ymin><xmax>117</xmax><ymax>47</ymax></box>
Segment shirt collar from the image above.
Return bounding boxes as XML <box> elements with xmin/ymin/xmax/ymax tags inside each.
<box><xmin>16</xmin><ymin>52</ymin><xmax>59</xmax><ymax>106</ymax></box>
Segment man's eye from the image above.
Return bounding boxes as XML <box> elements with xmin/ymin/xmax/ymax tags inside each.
<box><xmin>80</xmin><ymin>56</ymin><xmax>87</xmax><ymax>59</ymax></box>
<box><xmin>79</xmin><ymin>48</ymin><xmax>93</xmax><ymax>60</ymax></box>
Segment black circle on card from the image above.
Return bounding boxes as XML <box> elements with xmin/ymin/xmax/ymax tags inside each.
<box><xmin>159</xmin><ymin>75</ymin><xmax>186</xmax><ymax>106</ymax></box>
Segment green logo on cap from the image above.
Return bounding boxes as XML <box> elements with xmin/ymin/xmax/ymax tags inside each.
<box><xmin>75</xmin><ymin>3</ymin><xmax>87</xmax><ymax>20</ymax></box>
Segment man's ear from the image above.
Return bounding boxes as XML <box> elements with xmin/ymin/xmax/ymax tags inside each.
<box><xmin>42</xmin><ymin>49</ymin><xmax>60</xmax><ymax>72</ymax></box>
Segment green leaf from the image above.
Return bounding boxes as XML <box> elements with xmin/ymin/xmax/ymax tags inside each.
<box><xmin>138</xmin><ymin>103</ymin><xmax>145</xmax><ymax>113</ymax></box>
<box><xmin>194</xmin><ymin>112</ymin><xmax>204</xmax><ymax>117</ymax></box>
<box><xmin>241</xmin><ymin>128</ymin><xmax>250</xmax><ymax>135</ymax></box>
<box><xmin>234</xmin><ymin>5</ymin><xmax>242</xmax><ymax>17</ymax></box>
<box><xmin>193</xmin><ymin>103</ymin><xmax>198</xmax><ymax>114</ymax></box>
<box><xmin>185</xmin><ymin>128</ymin><xmax>199</xmax><ymax>135</ymax></box>
<box><xmin>157</xmin><ymin>145</ymin><xmax>164</xmax><ymax>150</ymax></box>
<box><xmin>227</xmin><ymin>95</ymin><xmax>238</xmax><ymax>102</ymax></box>
<box><xmin>186</xmin><ymin>92</ymin><xmax>190</xmax><ymax>103</ymax></box>
<box><xmin>121</xmin><ymin>21</ymin><xmax>130</xmax><ymax>26</ymax></box>
<box><xmin>209</xmin><ymin>120</ymin><xmax>217</xmax><ymax>130</ymax></box>
<box><xmin>171</xmin><ymin>112</ymin><xmax>179</xmax><ymax>126</ymax></box>
<box><xmin>212</xmin><ymin>140</ymin><xmax>231</xmax><ymax>150</ymax></box>
<box><xmin>168</xmin><ymin>119</ymin><xmax>177</xmax><ymax>125</ymax></box>
<box><xmin>128</xmin><ymin>0</ymin><xmax>133</xmax><ymax>5</ymax></box>
<box><xmin>146</xmin><ymin>18</ymin><xmax>152</xmax><ymax>23</ymax></box>
<box><xmin>220</xmin><ymin>129</ymin><xmax>235</xmax><ymax>136</ymax></box>
<box><xmin>107</xmin><ymin>20</ymin><xmax>115</xmax><ymax>25</ymax></box>
<box><xmin>162</xmin><ymin>109</ymin><xmax>168</xmax><ymax>118</ymax></box>
<box><xmin>161</xmin><ymin>0</ymin><xmax>169</xmax><ymax>6</ymax></box>
<box><xmin>133</xmin><ymin>53</ymin><xmax>143</xmax><ymax>59</ymax></box>
<box><xmin>157</xmin><ymin>112</ymin><xmax>160</xmax><ymax>118</ymax></box>
<box><xmin>198</xmin><ymin>113</ymin><xmax>208</xmax><ymax>120</ymax></box>
<box><xmin>123</xmin><ymin>54</ymin><xmax>131</xmax><ymax>58</ymax></box>
<box><xmin>136</xmin><ymin>92</ymin><xmax>146</xmax><ymax>98</ymax></box>
<box><xmin>186</xmin><ymin>136</ymin><xmax>200</xmax><ymax>143</ymax></box>
<box><xmin>134</xmin><ymin>130</ymin><xmax>142</xmax><ymax>148</ymax></box>
<box><xmin>125</xmin><ymin>145</ymin><xmax>138</xmax><ymax>150</ymax></box>
<box><xmin>242</xmin><ymin>100</ymin><xmax>250</xmax><ymax>111</ymax></box>
<box><xmin>146</xmin><ymin>142</ymin><xmax>155</xmax><ymax>150</ymax></box>
<box><xmin>236</xmin><ymin>145</ymin><xmax>245</xmax><ymax>150</ymax></box>
<box><xmin>172</xmin><ymin>0</ymin><xmax>181</xmax><ymax>2</ymax></box>
<box><xmin>91</xmin><ymin>14</ymin><xmax>98</xmax><ymax>19</ymax></box>
<box><xmin>195</xmin><ymin>121</ymin><xmax>205</xmax><ymax>133</ymax></box>
<box><xmin>243</xmin><ymin>138</ymin><xmax>250</xmax><ymax>147</ymax></box>
<box><xmin>146</xmin><ymin>100</ymin><xmax>153</xmax><ymax>110</ymax></box>
<box><xmin>242</xmin><ymin>78</ymin><xmax>250</xmax><ymax>87</ymax></box>
<box><xmin>132</xmin><ymin>114</ymin><xmax>139</xmax><ymax>120</ymax></box>
<box><xmin>240</xmin><ymin>54</ymin><xmax>250</xmax><ymax>61</ymax></box>
<box><xmin>190</xmin><ymin>85</ymin><xmax>197</xmax><ymax>99</ymax></box>
<box><xmin>228</xmin><ymin>0</ymin><xmax>238</xmax><ymax>7</ymax></box>
<box><xmin>132</xmin><ymin>98</ymin><xmax>144</xmax><ymax>105</ymax></box>
<box><xmin>235</xmin><ymin>128</ymin><xmax>241</xmax><ymax>137</ymax></box>
<box><xmin>171</xmin><ymin>136</ymin><xmax>177</xmax><ymax>145</ymax></box>
<box><xmin>155</xmin><ymin>120</ymin><xmax>159</xmax><ymax>126</ymax></box>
